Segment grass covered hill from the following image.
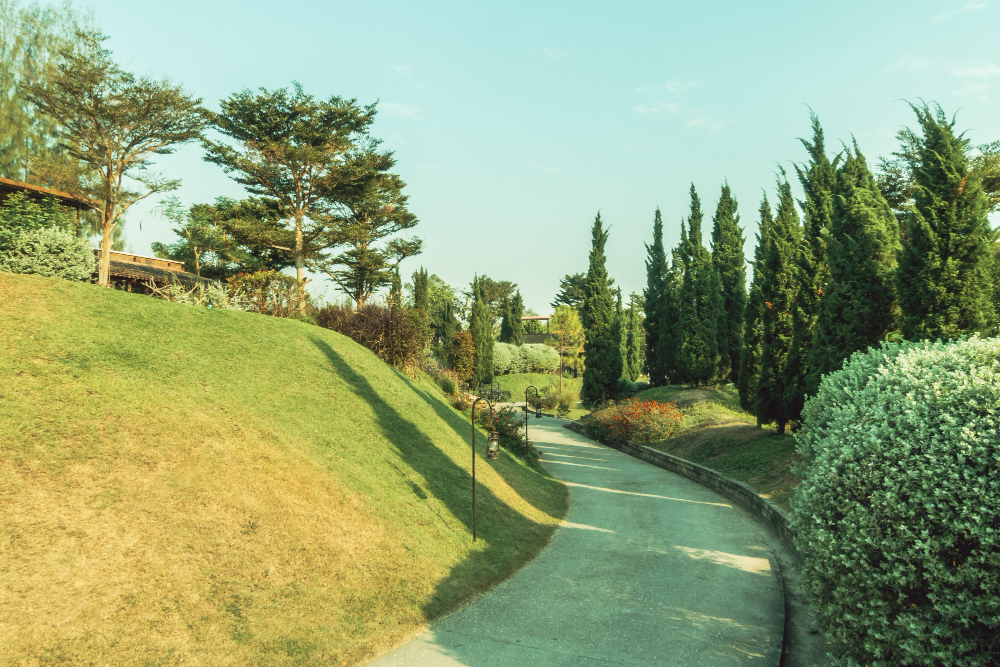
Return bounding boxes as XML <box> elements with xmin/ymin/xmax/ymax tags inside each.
<box><xmin>0</xmin><ymin>273</ymin><xmax>567</xmax><ymax>665</ymax></box>
<box><xmin>638</xmin><ymin>385</ymin><xmax>800</xmax><ymax>509</ymax></box>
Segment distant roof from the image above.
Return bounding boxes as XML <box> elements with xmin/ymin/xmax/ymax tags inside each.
<box><xmin>521</xmin><ymin>315</ymin><xmax>551</xmax><ymax>321</ymax></box>
<box><xmin>0</xmin><ymin>176</ymin><xmax>93</xmax><ymax>210</ymax></box>
<box><xmin>102</xmin><ymin>260</ymin><xmax>206</xmax><ymax>286</ymax></box>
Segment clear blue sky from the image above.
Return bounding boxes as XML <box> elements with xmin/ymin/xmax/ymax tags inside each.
<box><xmin>85</xmin><ymin>0</ymin><xmax>1000</xmax><ymax>313</ymax></box>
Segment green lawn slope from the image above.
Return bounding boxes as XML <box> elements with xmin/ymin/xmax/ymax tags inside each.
<box><xmin>639</xmin><ymin>385</ymin><xmax>800</xmax><ymax>509</ymax></box>
<box><xmin>0</xmin><ymin>273</ymin><xmax>567</xmax><ymax>665</ymax></box>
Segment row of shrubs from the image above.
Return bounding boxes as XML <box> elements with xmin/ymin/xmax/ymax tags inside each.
<box><xmin>492</xmin><ymin>342</ymin><xmax>560</xmax><ymax>375</ymax></box>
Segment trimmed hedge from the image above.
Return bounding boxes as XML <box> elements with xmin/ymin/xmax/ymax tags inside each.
<box><xmin>792</xmin><ymin>337</ymin><xmax>1000</xmax><ymax>666</ymax></box>
<box><xmin>0</xmin><ymin>227</ymin><xmax>94</xmax><ymax>281</ymax></box>
<box><xmin>493</xmin><ymin>342</ymin><xmax>559</xmax><ymax>375</ymax></box>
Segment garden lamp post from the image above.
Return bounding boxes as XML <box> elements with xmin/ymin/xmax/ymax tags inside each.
<box><xmin>525</xmin><ymin>385</ymin><xmax>541</xmax><ymax>456</ymax></box>
<box><xmin>470</xmin><ymin>396</ymin><xmax>498</xmax><ymax>541</ymax></box>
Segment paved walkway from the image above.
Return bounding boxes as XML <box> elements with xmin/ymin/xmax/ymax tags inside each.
<box><xmin>370</xmin><ymin>417</ymin><xmax>784</xmax><ymax>666</ymax></box>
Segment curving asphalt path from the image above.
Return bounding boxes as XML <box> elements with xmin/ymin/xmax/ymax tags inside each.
<box><xmin>370</xmin><ymin>417</ymin><xmax>784</xmax><ymax>666</ymax></box>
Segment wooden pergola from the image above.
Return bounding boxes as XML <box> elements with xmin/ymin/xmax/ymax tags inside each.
<box><xmin>0</xmin><ymin>176</ymin><xmax>92</xmax><ymax>236</ymax></box>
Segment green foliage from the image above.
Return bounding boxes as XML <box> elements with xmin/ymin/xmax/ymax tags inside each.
<box><xmin>469</xmin><ymin>276</ymin><xmax>494</xmax><ymax>386</ymax></box>
<box><xmin>807</xmin><ymin>145</ymin><xmax>900</xmax><ymax>396</ymax></box>
<box><xmin>449</xmin><ymin>330</ymin><xmax>476</xmax><ymax>383</ymax></box>
<box><xmin>412</xmin><ymin>266</ymin><xmax>429</xmax><ymax>312</ymax></box>
<box><xmin>0</xmin><ymin>191</ymin><xmax>74</xmax><ymax>247</ymax></box>
<box><xmin>550</xmin><ymin>272</ymin><xmax>586</xmax><ymax>310</ymax></box>
<box><xmin>784</xmin><ymin>114</ymin><xmax>837</xmax><ymax>423</ymax></box>
<box><xmin>678</xmin><ymin>184</ymin><xmax>720</xmax><ymax>386</ymax></box>
<box><xmin>226</xmin><ymin>270</ymin><xmax>306</xmax><ymax>318</ymax></box>
<box><xmin>755</xmin><ymin>177</ymin><xmax>801</xmax><ymax>433</ymax></box>
<box><xmin>643</xmin><ymin>207</ymin><xmax>668</xmax><ymax>385</ymax></box>
<box><xmin>710</xmin><ymin>184</ymin><xmax>746</xmax><ymax>385</ymax></box>
<box><xmin>896</xmin><ymin>102</ymin><xmax>997</xmax><ymax>339</ymax></box>
<box><xmin>508</xmin><ymin>291</ymin><xmax>524</xmax><ymax>345</ymax></box>
<box><xmin>0</xmin><ymin>1</ymin><xmax>93</xmax><ymax>182</ymax></box>
<box><xmin>624</xmin><ymin>295</ymin><xmax>643</xmax><ymax>382</ymax></box>
<box><xmin>580</xmin><ymin>212</ymin><xmax>622</xmax><ymax>405</ymax></box>
<box><xmin>492</xmin><ymin>341</ymin><xmax>516</xmax><ymax>375</ymax></box>
<box><xmin>148</xmin><ymin>280</ymin><xmax>248</xmax><ymax>311</ymax></box>
<box><xmin>738</xmin><ymin>196</ymin><xmax>772</xmax><ymax>414</ymax></box>
<box><xmin>24</xmin><ymin>30</ymin><xmax>208</xmax><ymax>287</ymax></box>
<box><xmin>792</xmin><ymin>337</ymin><xmax>1000</xmax><ymax>666</ymax></box>
<box><xmin>0</xmin><ymin>226</ymin><xmax>93</xmax><ymax>281</ymax></box>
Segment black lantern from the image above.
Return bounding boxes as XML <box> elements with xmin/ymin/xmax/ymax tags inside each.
<box><xmin>535</xmin><ymin>404</ymin><xmax>542</xmax><ymax>418</ymax></box>
<box><xmin>486</xmin><ymin>431</ymin><xmax>500</xmax><ymax>459</ymax></box>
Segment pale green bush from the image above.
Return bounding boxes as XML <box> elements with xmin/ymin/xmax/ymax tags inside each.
<box><xmin>792</xmin><ymin>337</ymin><xmax>1000</xmax><ymax>666</ymax></box>
<box><xmin>493</xmin><ymin>342</ymin><xmax>516</xmax><ymax>375</ymax></box>
<box><xmin>521</xmin><ymin>343</ymin><xmax>559</xmax><ymax>373</ymax></box>
<box><xmin>0</xmin><ymin>227</ymin><xmax>94</xmax><ymax>281</ymax></box>
<box><xmin>150</xmin><ymin>280</ymin><xmax>249</xmax><ymax>311</ymax></box>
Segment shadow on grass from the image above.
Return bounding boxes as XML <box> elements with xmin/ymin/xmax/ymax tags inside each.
<box><xmin>309</xmin><ymin>339</ymin><xmax>564</xmax><ymax>622</ymax></box>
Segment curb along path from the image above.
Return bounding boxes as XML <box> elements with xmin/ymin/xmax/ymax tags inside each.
<box><xmin>370</xmin><ymin>417</ymin><xmax>784</xmax><ymax>666</ymax></box>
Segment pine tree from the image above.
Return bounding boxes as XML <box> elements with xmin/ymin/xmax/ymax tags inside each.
<box><xmin>678</xmin><ymin>184</ymin><xmax>719</xmax><ymax>386</ymax></box>
<box><xmin>469</xmin><ymin>276</ymin><xmax>494</xmax><ymax>387</ymax></box>
<box><xmin>625</xmin><ymin>294</ymin><xmax>643</xmax><ymax>382</ymax></box>
<box><xmin>783</xmin><ymin>114</ymin><xmax>838</xmax><ymax>424</ymax></box>
<box><xmin>807</xmin><ymin>144</ymin><xmax>900</xmax><ymax>394</ymax></box>
<box><xmin>509</xmin><ymin>291</ymin><xmax>525</xmax><ymax>345</ymax></box>
<box><xmin>738</xmin><ymin>196</ymin><xmax>773</xmax><ymax>416</ymax></box>
<box><xmin>643</xmin><ymin>208</ymin><xmax>668</xmax><ymax>385</ymax></box>
<box><xmin>580</xmin><ymin>213</ymin><xmax>622</xmax><ymax>405</ymax></box>
<box><xmin>755</xmin><ymin>177</ymin><xmax>801</xmax><ymax>434</ymax></box>
<box><xmin>710</xmin><ymin>183</ymin><xmax>747</xmax><ymax>385</ymax></box>
<box><xmin>897</xmin><ymin>102</ymin><xmax>997</xmax><ymax>339</ymax></box>
<box><xmin>439</xmin><ymin>300</ymin><xmax>458</xmax><ymax>347</ymax></box>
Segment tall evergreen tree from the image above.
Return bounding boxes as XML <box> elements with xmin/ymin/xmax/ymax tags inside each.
<box><xmin>616</xmin><ymin>288</ymin><xmax>627</xmax><ymax>378</ymax></box>
<box><xmin>710</xmin><ymin>183</ymin><xmax>746</xmax><ymax>385</ymax></box>
<box><xmin>660</xmin><ymin>225</ymin><xmax>687</xmax><ymax>384</ymax></box>
<box><xmin>498</xmin><ymin>296</ymin><xmax>514</xmax><ymax>343</ymax></box>
<box><xmin>551</xmin><ymin>273</ymin><xmax>587</xmax><ymax>310</ymax></box>
<box><xmin>678</xmin><ymin>184</ymin><xmax>720</xmax><ymax>386</ymax></box>
<box><xmin>508</xmin><ymin>291</ymin><xmax>525</xmax><ymax>345</ymax></box>
<box><xmin>755</xmin><ymin>178</ymin><xmax>801</xmax><ymax>434</ymax></box>
<box><xmin>412</xmin><ymin>266</ymin><xmax>430</xmax><ymax>311</ymax></box>
<box><xmin>469</xmin><ymin>276</ymin><xmax>494</xmax><ymax>387</ymax></box>
<box><xmin>625</xmin><ymin>294</ymin><xmax>643</xmax><ymax>382</ymax></box>
<box><xmin>896</xmin><ymin>102</ymin><xmax>997</xmax><ymax>339</ymax></box>
<box><xmin>643</xmin><ymin>207</ymin><xmax>668</xmax><ymax>385</ymax></box>
<box><xmin>807</xmin><ymin>144</ymin><xmax>900</xmax><ymax>394</ymax></box>
<box><xmin>784</xmin><ymin>114</ymin><xmax>838</xmax><ymax>424</ymax></box>
<box><xmin>580</xmin><ymin>213</ymin><xmax>622</xmax><ymax>405</ymax></box>
<box><xmin>738</xmin><ymin>196</ymin><xmax>773</xmax><ymax>416</ymax></box>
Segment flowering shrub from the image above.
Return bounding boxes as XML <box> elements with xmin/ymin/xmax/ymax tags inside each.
<box><xmin>582</xmin><ymin>397</ymin><xmax>684</xmax><ymax>447</ymax></box>
<box><xmin>792</xmin><ymin>337</ymin><xmax>1000</xmax><ymax>666</ymax></box>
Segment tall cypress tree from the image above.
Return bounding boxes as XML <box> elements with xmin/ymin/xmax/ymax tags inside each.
<box><xmin>738</xmin><ymin>196</ymin><xmax>773</xmax><ymax>416</ymax></box>
<box><xmin>509</xmin><ymin>290</ymin><xmax>525</xmax><ymax>345</ymax></box>
<box><xmin>755</xmin><ymin>178</ymin><xmax>801</xmax><ymax>434</ymax></box>
<box><xmin>897</xmin><ymin>102</ymin><xmax>997</xmax><ymax>339</ymax></box>
<box><xmin>413</xmin><ymin>266</ymin><xmax>430</xmax><ymax>311</ymax></box>
<box><xmin>581</xmin><ymin>212</ymin><xmax>622</xmax><ymax>405</ymax></box>
<box><xmin>469</xmin><ymin>276</ymin><xmax>494</xmax><ymax>387</ymax></box>
<box><xmin>807</xmin><ymin>144</ymin><xmax>899</xmax><ymax>394</ymax></box>
<box><xmin>625</xmin><ymin>295</ymin><xmax>643</xmax><ymax>382</ymax></box>
<box><xmin>616</xmin><ymin>288</ymin><xmax>627</xmax><ymax>378</ymax></box>
<box><xmin>661</xmin><ymin>226</ymin><xmax>688</xmax><ymax>384</ymax></box>
<box><xmin>643</xmin><ymin>208</ymin><xmax>668</xmax><ymax>386</ymax></box>
<box><xmin>710</xmin><ymin>183</ymin><xmax>746</xmax><ymax>385</ymax></box>
<box><xmin>678</xmin><ymin>184</ymin><xmax>719</xmax><ymax>386</ymax></box>
<box><xmin>498</xmin><ymin>296</ymin><xmax>514</xmax><ymax>343</ymax></box>
<box><xmin>783</xmin><ymin>114</ymin><xmax>838</xmax><ymax>423</ymax></box>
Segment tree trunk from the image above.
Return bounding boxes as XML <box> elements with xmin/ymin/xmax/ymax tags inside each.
<box><xmin>98</xmin><ymin>223</ymin><xmax>113</xmax><ymax>287</ymax></box>
<box><xmin>294</xmin><ymin>211</ymin><xmax>306</xmax><ymax>312</ymax></box>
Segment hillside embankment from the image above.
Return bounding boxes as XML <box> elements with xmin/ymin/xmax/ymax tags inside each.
<box><xmin>0</xmin><ymin>273</ymin><xmax>567</xmax><ymax>665</ymax></box>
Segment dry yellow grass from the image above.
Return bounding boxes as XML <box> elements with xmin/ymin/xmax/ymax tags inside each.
<box><xmin>0</xmin><ymin>273</ymin><xmax>568</xmax><ymax>665</ymax></box>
